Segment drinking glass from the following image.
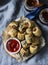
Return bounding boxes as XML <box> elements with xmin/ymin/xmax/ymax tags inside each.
<box><xmin>25</xmin><ymin>0</ymin><xmax>42</xmax><ymax>11</ymax></box>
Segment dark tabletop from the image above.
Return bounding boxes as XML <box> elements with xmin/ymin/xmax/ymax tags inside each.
<box><xmin>0</xmin><ymin>0</ymin><xmax>48</xmax><ymax>65</ymax></box>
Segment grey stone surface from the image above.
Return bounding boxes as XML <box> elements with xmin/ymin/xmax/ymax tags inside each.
<box><xmin>0</xmin><ymin>0</ymin><xmax>48</xmax><ymax>65</ymax></box>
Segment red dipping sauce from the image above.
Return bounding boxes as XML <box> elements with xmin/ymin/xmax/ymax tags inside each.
<box><xmin>6</xmin><ymin>38</ymin><xmax>21</xmax><ymax>53</ymax></box>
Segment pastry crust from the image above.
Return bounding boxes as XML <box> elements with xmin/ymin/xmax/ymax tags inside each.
<box><xmin>26</xmin><ymin>28</ymin><xmax>32</xmax><ymax>34</ymax></box>
<box><xmin>17</xmin><ymin>32</ymin><xmax>25</xmax><ymax>40</ymax></box>
<box><xmin>33</xmin><ymin>27</ymin><xmax>42</xmax><ymax>37</ymax></box>
<box><xmin>20</xmin><ymin>48</ymin><xmax>29</xmax><ymax>56</ymax></box>
<box><xmin>25</xmin><ymin>33</ymin><xmax>33</xmax><ymax>44</ymax></box>
<box><xmin>21</xmin><ymin>40</ymin><xmax>27</xmax><ymax>49</ymax></box>
<box><xmin>30</xmin><ymin>45</ymin><xmax>38</xmax><ymax>54</ymax></box>
<box><xmin>8</xmin><ymin>29</ymin><xmax>18</xmax><ymax>37</ymax></box>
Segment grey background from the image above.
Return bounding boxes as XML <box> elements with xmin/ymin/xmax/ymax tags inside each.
<box><xmin>0</xmin><ymin>0</ymin><xmax>48</xmax><ymax>65</ymax></box>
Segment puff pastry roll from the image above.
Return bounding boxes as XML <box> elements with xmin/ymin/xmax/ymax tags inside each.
<box><xmin>21</xmin><ymin>40</ymin><xmax>27</xmax><ymax>49</ymax></box>
<box><xmin>8</xmin><ymin>29</ymin><xmax>18</xmax><ymax>37</ymax></box>
<box><xmin>24</xmin><ymin>18</ymin><xmax>32</xmax><ymax>27</ymax></box>
<box><xmin>19</xmin><ymin>18</ymin><xmax>34</xmax><ymax>32</ymax></box>
<box><xmin>6</xmin><ymin>21</ymin><xmax>18</xmax><ymax>32</ymax></box>
<box><xmin>32</xmin><ymin>37</ymin><xmax>40</xmax><ymax>45</ymax></box>
<box><xmin>26</xmin><ymin>28</ymin><xmax>32</xmax><ymax>34</ymax></box>
<box><xmin>30</xmin><ymin>45</ymin><xmax>38</xmax><ymax>54</ymax></box>
<box><xmin>25</xmin><ymin>34</ymin><xmax>33</xmax><ymax>44</ymax></box>
<box><xmin>20</xmin><ymin>48</ymin><xmax>29</xmax><ymax>56</ymax></box>
<box><xmin>19</xmin><ymin>22</ymin><xmax>29</xmax><ymax>32</ymax></box>
<box><xmin>17</xmin><ymin>32</ymin><xmax>25</xmax><ymax>40</ymax></box>
<box><xmin>33</xmin><ymin>27</ymin><xmax>42</xmax><ymax>37</ymax></box>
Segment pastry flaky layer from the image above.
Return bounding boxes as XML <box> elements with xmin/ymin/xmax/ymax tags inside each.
<box><xmin>3</xmin><ymin>16</ymin><xmax>45</xmax><ymax>62</ymax></box>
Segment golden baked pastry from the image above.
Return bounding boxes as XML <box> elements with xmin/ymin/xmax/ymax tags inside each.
<box><xmin>33</xmin><ymin>27</ymin><xmax>42</xmax><ymax>37</ymax></box>
<box><xmin>26</xmin><ymin>28</ymin><xmax>32</xmax><ymax>34</ymax></box>
<box><xmin>8</xmin><ymin>29</ymin><xmax>18</xmax><ymax>37</ymax></box>
<box><xmin>30</xmin><ymin>45</ymin><xmax>38</xmax><ymax>54</ymax></box>
<box><xmin>25</xmin><ymin>33</ymin><xmax>33</xmax><ymax>44</ymax></box>
<box><xmin>21</xmin><ymin>40</ymin><xmax>27</xmax><ymax>49</ymax></box>
<box><xmin>17</xmin><ymin>32</ymin><xmax>25</xmax><ymax>40</ymax></box>
<box><xmin>20</xmin><ymin>48</ymin><xmax>29</xmax><ymax>56</ymax></box>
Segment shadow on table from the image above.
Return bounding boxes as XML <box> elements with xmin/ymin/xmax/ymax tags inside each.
<box><xmin>36</xmin><ymin>44</ymin><xmax>48</xmax><ymax>62</ymax></box>
<box><xmin>35</xmin><ymin>31</ymin><xmax>48</xmax><ymax>62</ymax></box>
<box><xmin>25</xmin><ymin>32</ymin><xmax>48</xmax><ymax>63</ymax></box>
<box><xmin>25</xmin><ymin>44</ymin><xmax>48</xmax><ymax>63</ymax></box>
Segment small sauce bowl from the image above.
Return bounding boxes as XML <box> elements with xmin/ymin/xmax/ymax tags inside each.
<box><xmin>4</xmin><ymin>38</ymin><xmax>21</xmax><ymax>54</ymax></box>
<box><xmin>39</xmin><ymin>8</ymin><xmax>48</xmax><ymax>25</ymax></box>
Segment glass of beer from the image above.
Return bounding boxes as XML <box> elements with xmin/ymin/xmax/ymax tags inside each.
<box><xmin>25</xmin><ymin>0</ymin><xmax>42</xmax><ymax>11</ymax></box>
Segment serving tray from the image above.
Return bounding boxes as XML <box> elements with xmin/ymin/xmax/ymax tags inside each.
<box><xmin>3</xmin><ymin>17</ymin><xmax>46</xmax><ymax>62</ymax></box>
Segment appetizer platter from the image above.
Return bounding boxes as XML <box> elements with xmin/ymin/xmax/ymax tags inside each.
<box><xmin>2</xmin><ymin>16</ymin><xmax>45</xmax><ymax>62</ymax></box>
